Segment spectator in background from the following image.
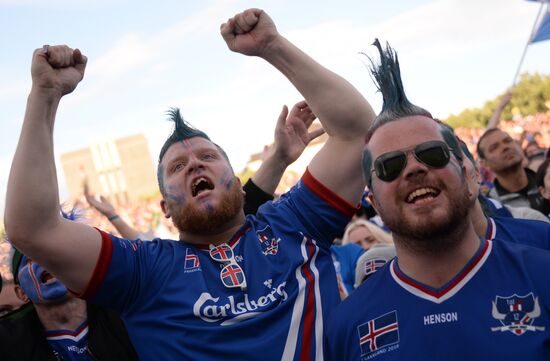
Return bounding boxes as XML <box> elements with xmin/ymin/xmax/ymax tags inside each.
<box><xmin>0</xmin><ymin>275</ymin><xmax>26</xmax><ymax>318</ymax></box>
<box><xmin>0</xmin><ymin>210</ymin><xmax>139</xmax><ymax>361</ymax></box>
<box><xmin>341</xmin><ymin>218</ymin><xmax>392</xmax><ymax>251</ymax></box>
<box><xmin>353</xmin><ymin>244</ymin><xmax>396</xmax><ymax>288</ymax></box>
<box><xmin>477</xmin><ymin>128</ymin><xmax>546</xmax><ymax>213</ymax></box>
<box><xmin>332</xmin><ymin>218</ymin><xmax>393</xmax><ymax>297</ymax></box>
<box><xmin>536</xmin><ymin>159</ymin><xmax>550</xmax><ymax>217</ymax></box>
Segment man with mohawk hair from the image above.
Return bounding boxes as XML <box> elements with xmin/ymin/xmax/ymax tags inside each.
<box><xmin>5</xmin><ymin>8</ymin><xmax>374</xmax><ymax>361</ymax></box>
<box><xmin>325</xmin><ymin>40</ymin><xmax>550</xmax><ymax>360</ymax></box>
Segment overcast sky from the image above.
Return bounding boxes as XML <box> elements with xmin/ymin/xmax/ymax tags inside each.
<box><xmin>1</xmin><ymin>0</ymin><xmax>550</xmax><ymax>217</ymax></box>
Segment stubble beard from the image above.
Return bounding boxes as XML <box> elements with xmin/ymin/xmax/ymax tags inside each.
<box><xmin>169</xmin><ymin>181</ymin><xmax>244</xmax><ymax>235</ymax></box>
<box><xmin>380</xmin><ymin>179</ymin><xmax>474</xmax><ymax>255</ymax></box>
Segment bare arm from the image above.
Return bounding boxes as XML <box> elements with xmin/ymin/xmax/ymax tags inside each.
<box><xmin>252</xmin><ymin>101</ymin><xmax>324</xmax><ymax>195</ymax></box>
<box><xmin>4</xmin><ymin>45</ymin><xmax>100</xmax><ymax>293</ymax></box>
<box><xmin>221</xmin><ymin>9</ymin><xmax>375</xmax><ymax>205</ymax></box>
<box><xmin>84</xmin><ymin>185</ymin><xmax>141</xmax><ymax>239</ymax></box>
<box><xmin>486</xmin><ymin>90</ymin><xmax>512</xmax><ymax>130</ymax></box>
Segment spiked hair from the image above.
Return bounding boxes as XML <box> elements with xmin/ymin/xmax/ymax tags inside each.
<box><xmin>362</xmin><ymin>40</ymin><xmax>463</xmax><ymax>187</ymax></box>
<box><xmin>364</xmin><ymin>39</ymin><xmax>432</xmax><ymax>142</ymax></box>
<box><xmin>158</xmin><ymin>108</ymin><xmax>211</xmax><ymax>163</ymax></box>
<box><xmin>157</xmin><ymin>108</ymin><xmax>230</xmax><ymax>196</ymax></box>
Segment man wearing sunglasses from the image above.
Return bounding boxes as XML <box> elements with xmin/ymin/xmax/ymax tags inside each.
<box><xmin>325</xmin><ymin>40</ymin><xmax>550</xmax><ymax>360</ymax></box>
<box><xmin>5</xmin><ymin>8</ymin><xmax>374</xmax><ymax>361</ymax></box>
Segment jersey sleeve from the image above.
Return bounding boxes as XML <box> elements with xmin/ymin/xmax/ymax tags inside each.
<box><xmin>81</xmin><ymin>229</ymin><xmax>177</xmax><ymax>315</ymax></box>
<box><xmin>256</xmin><ymin>168</ymin><xmax>358</xmax><ymax>248</ymax></box>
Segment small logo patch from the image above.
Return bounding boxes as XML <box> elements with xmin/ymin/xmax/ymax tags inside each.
<box><xmin>184</xmin><ymin>248</ymin><xmax>200</xmax><ymax>270</ymax></box>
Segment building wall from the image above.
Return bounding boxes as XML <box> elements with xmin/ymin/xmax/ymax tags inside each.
<box><xmin>60</xmin><ymin>134</ymin><xmax>158</xmax><ymax>205</ymax></box>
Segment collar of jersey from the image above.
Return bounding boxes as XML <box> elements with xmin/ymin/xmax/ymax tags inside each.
<box><xmin>484</xmin><ymin>217</ymin><xmax>496</xmax><ymax>241</ymax></box>
<box><xmin>45</xmin><ymin>320</ymin><xmax>89</xmax><ymax>341</ymax></box>
<box><xmin>195</xmin><ymin>222</ymin><xmax>251</xmax><ymax>251</ymax></box>
<box><xmin>390</xmin><ymin>238</ymin><xmax>492</xmax><ymax>304</ymax></box>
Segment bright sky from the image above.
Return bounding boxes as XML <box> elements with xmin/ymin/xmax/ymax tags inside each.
<box><xmin>1</xmin><ymin>0</ymin><xmax>550</xmax><ymax>217</ymax></box>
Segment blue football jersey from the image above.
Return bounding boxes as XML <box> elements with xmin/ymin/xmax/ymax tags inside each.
<box><xmin>486</xmin><ymin>217</ymin><xmax>550</xmax><ymax>250</ymax></box>
<box><xmin>325</xmin><ymin>239</ymin><xmax>550</xmax><ymax>360</ymax></box>
<box><xmin>84</xmin><ymin>170</ymin><xmax>355</xmax><ymax>361</ymax></box>
<box><xmin>46</xmin><ymin>321</ymin><xmax>94</xmax><ymax>361</ymax></box>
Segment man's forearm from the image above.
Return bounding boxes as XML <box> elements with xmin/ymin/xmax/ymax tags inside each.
<box><xmin>260</xmin><ymin>36</ymin><xmax>374</xmax><ymax>138</ymax></box>
<box><xmin>5</xmin><ymin>89</ymin><xmax>63</xmax><ymax>240</ymax></box>
<box><xmin>251</xmin><ymin>151</ymin><xmax>288</xmax><ymax>196</ymax></box>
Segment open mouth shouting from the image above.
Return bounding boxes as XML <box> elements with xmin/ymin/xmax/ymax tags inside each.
<box><xmin>191</xmin><ymin>177</ymin><xmax>215</xmax><ymax>197</ymax></box>
<box><xmin>406</xmin><ymin>187</ymin><xmax>440</xmax><ymax>205</ymax></box>
<box><xmin>40</xmin><ymin>270</ymin><xmax>57</xmax><ymax>285</ymax></box>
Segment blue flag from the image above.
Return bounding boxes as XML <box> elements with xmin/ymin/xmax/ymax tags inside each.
<box><xmin>530</xmin><ymin>1</ymin><xmax>550</xmax><ymax>43</ymax></box>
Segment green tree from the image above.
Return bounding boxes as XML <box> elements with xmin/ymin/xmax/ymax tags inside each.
<box><xmin>445</xmin><ymin>73</ymin><xmax>550</xmax><ymax>128</ymax></box>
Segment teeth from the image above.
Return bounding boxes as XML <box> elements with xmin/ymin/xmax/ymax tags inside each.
<box><xmin>407</xmin><ymin>187</ymin><xmax>437</xmax><ymax>203</ymax></box>
<box><xmin>192</xmin><ymin>177</ymin><xmax>210</xmax><ymax>196</ymax></box>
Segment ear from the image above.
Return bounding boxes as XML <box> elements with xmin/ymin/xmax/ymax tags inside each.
<box><xmin>367</xmin><ymin>192</ymin><xmax>379</xmax><ymax>214</ymax></box>
<box><xmin>540</xmin><ymin>186</ymin><xmax>549</xmax><ymax>199</ymax></box>
<box><xmin>235</xmin><ymin>177</ymin><xmax>246</xmax><ymax>196</ymax></box>
<box><xmin>474</xmin><ymin>167</ymin><xmax>482</xmax><ymax>184</ymax></box>
<box><xmin>14</xmin><ymin>285</ymin><xmax>29</xmax><ymax>303</ymax></box>
<box><xmin>160</xmin><ymin>199</ymin><xmax>171</xmax><ymax>219</ymax></box>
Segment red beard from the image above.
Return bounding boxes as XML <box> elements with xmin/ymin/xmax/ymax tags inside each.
<box><xmin>168</xmin><ymin>180</ymin><xmax>244</xmax><ymax>235</ymax></box>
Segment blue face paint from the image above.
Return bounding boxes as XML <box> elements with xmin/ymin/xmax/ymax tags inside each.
<box><xmin>220</xmin><ymin>171</ymin><xmax>234</xmax><ymax>190</ymax></box>
<box><xmin>18</xmin><ymin>256</ymin><xmax>68</xmax><ymax>304</ymax></box>
<box><xmin>165</xmin><ymin>184</ymin><xmax>187</xmax><ymax>204</ymax></box>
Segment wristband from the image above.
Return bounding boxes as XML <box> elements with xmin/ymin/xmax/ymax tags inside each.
<box><xmin>108</xmin><ymin>214</ymin><xmax>120</xmax><ymax>221</ymax></box>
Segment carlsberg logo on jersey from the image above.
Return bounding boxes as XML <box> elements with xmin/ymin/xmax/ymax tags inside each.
<box><xmin>193</xmin><ymin>282</ymin><xmax>288</xmax><ymax>326</ymax></box>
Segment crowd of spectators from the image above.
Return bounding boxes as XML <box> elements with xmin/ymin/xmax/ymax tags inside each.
<box><xmin>454</xmin><ymin>109</ymin><xmax>550</xmax><ymax>160</ymax></box>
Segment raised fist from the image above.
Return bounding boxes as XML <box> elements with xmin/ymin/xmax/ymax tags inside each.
<box><xmin>31</xmin><ymin>45</ymin><xmax>87</xmax><ymax>96</ymax></box>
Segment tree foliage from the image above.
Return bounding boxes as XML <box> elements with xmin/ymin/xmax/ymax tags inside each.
<box><xmin>445</xmin><ymin>73</ymin><xmax>550</xmax><ymax>128</ymax></box>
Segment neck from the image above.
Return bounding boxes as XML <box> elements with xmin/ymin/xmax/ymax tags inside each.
<box><xmin>179</xmin><ymin>213</ymin><xmax>246</xmax><ymax>245</ymax></box>
<box><xmin>34</xmin><ymin>297</ymin><xmax>87</xmax><ymax>331</ymax></box>
<box><xmin>470</xmin><ymin>201</ymin><xmax>488</xmax><ymax>238</ymax></box>
<box><xmin>393</xmin><ymin>222</ymin><xmax>481</xmax><ymax>289</ymax></box>
<box><xmin>495</xmin><ymin>166</ymin><xmax>528</xmax><ymax>192</ymax></box>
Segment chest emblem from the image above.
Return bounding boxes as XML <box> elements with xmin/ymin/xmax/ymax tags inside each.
<box><xmin>257</xmin><ymin>225</ymin><xmax>280</xmax><ymax>256</ymax></box>
<box><xmin>491</xmin><ymin>293</ymin><xmax>545</xmax><ymax>335</ymax></box>
<box><xmin>357</xmin><ymin>310</ymin><xmax>400</xmax><ymax>358</ymax></box>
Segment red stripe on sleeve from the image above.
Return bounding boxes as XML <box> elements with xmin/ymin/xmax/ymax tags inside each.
<box><xmin>78</xmin><ymin>228</ymin><xmax>113</xmax><ymax>299</ymax></box>
<box><xmin>302</xmin><ymin>168</ymin><xmax>359</xmax><ymax>217</ymax></box>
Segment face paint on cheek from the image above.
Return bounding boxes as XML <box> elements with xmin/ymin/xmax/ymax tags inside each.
<box><xmin>18</xmin><ymin>260</ymin><xmax>68</xmax><ymax>304</ymax></box>
<box><xmin>220</xmin><ymin>170</ymin><xmax>234</xmax><ymax>190</ymax></box>
<box><xmin>164</xmin><ymin>184</ymin><xmax>187</xmax><ymax>204</ymax></box>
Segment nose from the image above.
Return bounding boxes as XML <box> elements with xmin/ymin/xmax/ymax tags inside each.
<box><xmin>186</xmin><ymin>155</ymin><xmax>205</xmax><ymax>174</ymax></box>
<box><xmin>402</xmin><ymin>152</ymin><xmax>428</xmax><ymax>181</ymax></box>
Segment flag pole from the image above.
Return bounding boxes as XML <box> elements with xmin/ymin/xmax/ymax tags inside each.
<box><xmin>512</xmin><ymin>1</ymin><xmax>546</xmax><ymax>86</ymax></box>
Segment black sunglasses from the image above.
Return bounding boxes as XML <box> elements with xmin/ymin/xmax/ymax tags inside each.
<box><xmin>372</xmin><ymin>140</ymin><xmax>452</xmax><ymax>182</ymax></box>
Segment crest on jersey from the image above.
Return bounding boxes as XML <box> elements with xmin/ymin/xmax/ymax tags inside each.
<box><xmin>256</xmin><ymin>225</ymin><xmax>280</xmax><ymax>256</ymax></box>
<box><xmin>358</xmin><ymin>310</ymin><xmax>399</xmax><ymax>357</ymax></box>
<box><xmin>490</xmin><ymin>293</ymin><xmax>545</xmax><ymax>335</ymax></box>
